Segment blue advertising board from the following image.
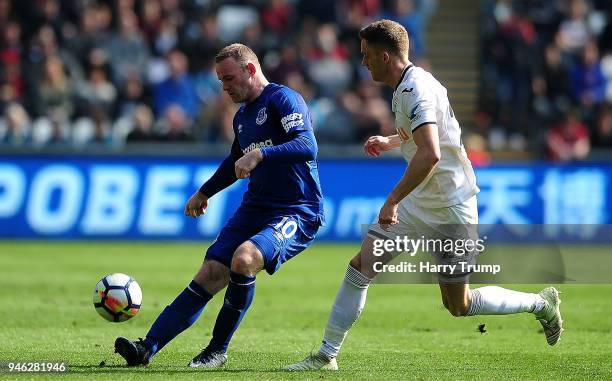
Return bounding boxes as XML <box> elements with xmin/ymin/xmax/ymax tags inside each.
<box><xmin>0</xmin><ymin>155</ymin><xmax>609</xmax><ymax>241</ymax></box>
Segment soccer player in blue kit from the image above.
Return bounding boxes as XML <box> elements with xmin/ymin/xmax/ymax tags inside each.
<box><xmin>114</xmin><ymin>43</ymin><xmax>324</xmax><ymax>368</ymax></box>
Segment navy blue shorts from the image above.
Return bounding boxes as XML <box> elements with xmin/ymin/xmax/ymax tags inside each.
<box><xmin>205</xmin><ymin>207</ymin><xmax>320</xmax><ymax>274</ymax></box>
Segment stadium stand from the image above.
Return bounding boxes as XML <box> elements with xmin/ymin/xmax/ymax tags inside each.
<box><xmin>0</xmin><ymin>0</ymin><xmax>610</xmax><ymax>161</ymax></box>
<box><xmin>479</xmin><ymin>0</ymin><xmax>612</xmax><ymax>160</ymax></box>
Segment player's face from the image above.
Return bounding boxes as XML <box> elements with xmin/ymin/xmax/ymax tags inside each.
<box><xmin>361</xmin><ymin>39</ymin><xmax>385</xmax><ymax>82</ymax></box>
<box><xmin>216</xmin><ymin>57</ymin><xmax>252</xmax><ymax>103</ymax></box>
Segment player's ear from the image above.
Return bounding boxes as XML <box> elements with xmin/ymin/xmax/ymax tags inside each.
<box><xmin>246</xmin><ymin>62</ymin><xmax>257</xmax><ymax>76</ymax></box>
<box><xmin>382</xmin><ymin>51</ymin><xmax>390</xmax><ymax>63</ymax></box>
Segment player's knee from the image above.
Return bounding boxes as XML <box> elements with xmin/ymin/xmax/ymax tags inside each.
<box><xmin>231</xmin><ymin>242</ymin><xmax>263</xmax><ymax>275</ymax></box>
<box><xmin>445</xmin><ymin>302</ymin><xmax>469</xmax><ymax>317</ymax></box>
<box><xmin>231</xmin><ymin>254</ymin><xmax>254</xmax><ymax>274</ymax></box>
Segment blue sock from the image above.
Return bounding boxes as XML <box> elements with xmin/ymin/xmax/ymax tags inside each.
<box><xmin>205</xmin><ymin>271</ymin><xmax>256</xmax><ymax>353</ymax></box>
<box><xmin>143</xmin><ymin>280</ymin><xmax>212</xmax><ymax>356</ymax></box>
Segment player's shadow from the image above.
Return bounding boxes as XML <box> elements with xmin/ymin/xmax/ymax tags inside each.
<box><xmin>68</xmin><ymin>364</ymin><xmax>294</xmax><ymax>374</ymax></box>
<box><xmin>69</xmin><ymin>364</ymin><xmax>192</xmax><ymax>373</ymax></box>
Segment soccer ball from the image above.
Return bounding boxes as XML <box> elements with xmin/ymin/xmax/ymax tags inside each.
<box><xmin>93</xmin><ymin>273</ymin><xmax>142</xmax><ymax>322</ymax></box>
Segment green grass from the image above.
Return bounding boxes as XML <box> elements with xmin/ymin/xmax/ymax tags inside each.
<box><xmin>1</xmin><ymin>241</ymin><xmax>611</xmax><ymax>380</ymax></box>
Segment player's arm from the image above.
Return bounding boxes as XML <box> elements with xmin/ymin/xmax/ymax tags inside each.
<box><xmin>234</xmin><ymin>129</ymin><xmax>317</xmax><ymax>178</ymax></box>
<box><xmin>364</xmin><ymin>134</ymin><xmax>402</xmax><ymax>156</ymax></box>
<box><xmin>378</xmin><ymin>124</ymin><xmax>440</xmax><ymax>224</ymax></box>
<box><xmin>378</xmin><ymin>83</ymin><xmax>440</xmax><ymax>225</ymax></box>
<box><xmin>260</xmin><ymin>128</ymin><xmax>317</xmax><ymax>161</ymax></box>
<box><xmin>184</xmin><ymin>138</ymin><xmax>242</xmax><ymax>217</ymax></box>
<box><xmin>388</xmin><ymin>123</ymin><xmax>440</xmax><ymax>203</ymax></box>
<box><xmin>259</xmin><ymin>91</ymin><xmax>317</xmax><ymax>162</ymax></box>
<box><xmin>234</xmin><ymin>91</ymin><xmax>317</xmax><ymax>178</ymax></box>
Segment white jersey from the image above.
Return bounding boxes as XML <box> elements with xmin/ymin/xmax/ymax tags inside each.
<box><xmin>392</xmin><ymin>65</ymin><xmax>479</xmax><ymax>208</ymax></box>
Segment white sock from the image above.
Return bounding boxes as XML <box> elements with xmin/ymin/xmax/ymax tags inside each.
<box><xmin>319</xmin><ymin>265</ymin><xmax>371</xmax><ymax>360</ymax></box>
<box><xmin>467</xmin><ymin>286</ymin><xmax>546</xmax><ymax>315</ymax></box>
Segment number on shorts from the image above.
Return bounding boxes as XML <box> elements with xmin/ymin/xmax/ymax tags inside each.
<box><xmin>274</xmin><ymin>217</ymin><xmax>298</xmax><ymax>239</ymax></box>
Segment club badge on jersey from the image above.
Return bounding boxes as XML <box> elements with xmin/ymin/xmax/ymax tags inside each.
<box><xmin>256</xmin><ymin>107</ymin><xmax>267</xmax><ymax>125</ymax></box>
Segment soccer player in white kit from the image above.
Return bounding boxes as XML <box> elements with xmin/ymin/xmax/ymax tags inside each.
<box><xmin>284</xmin><ymin>20</ymin><xmax>563</xmax><ymax>371</ymax></box>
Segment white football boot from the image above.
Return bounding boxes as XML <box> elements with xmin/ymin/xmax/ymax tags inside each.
<box><xmin>534</xmin><ymin>287</ymin><xmax>564</xmax><ymax>346</ymax></box>
<box><xmin>188</xmin><ymin>350</ymin><xmax>228</xmax><ymax>368</ymax></box>
<box><xmin>283</xmin><ymin>352</ymin><xmax>338</xmax><ymax>371</ymax></box>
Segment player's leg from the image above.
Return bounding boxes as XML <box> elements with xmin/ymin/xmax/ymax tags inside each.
<box><xmin>432</xmin><ymin>220</ymin><xmax>546</xmax><ymax>316</ymax></box>
<box><xmin>115</xmin><ymin>210</ymin><xmax>253</xmax><ymax>366</ymax></box>
<box><xmin>193</xmin><ymin>214</ymin><xmax>321</xmax><ymax>369</ymax></box>
<box><xmin>439</xmin><ymin>282</ymin><xmax>563</xmax><ymax>345</ymax></box>
<box><xmin>142</xmin><ymin>260</ymin><xmax>229</xmax><ymax>353</ymax></box>
<box><xmin>438</xmin><ymin>282</ymin><xmax>471</xmax><ymax>316</ymax></box>
<box><xmin>285</xmin><ymin>233</ymin><xmax>396</xmax><ymax>371</ymax></box>
<box><xmin>114</xmin><ymin>259</ymin><xmax>229</xmax><ymax>366</ymax></box>
<box><xmin>189</xmin><ymin>241</ymin><xmax>263</xmax><ymax>368</ymax></box>
<box><xmin>318</xmin><ymin>235</ymin><xmax>383</xmax><ymax>357</ymax></box>
<box><xmin>439</xmin><ymin>282</ymin><xmax>544</xmax><ymax>316</ymax></box>
<box><xmin>423</xmin><ymin>194</ymin><xmax>562</xmax><ymax>342</ymax></box>
<box><xmin>423</xmin><ymin>195</ymin><xmax>562</xmax><ymax>345</ymax></box>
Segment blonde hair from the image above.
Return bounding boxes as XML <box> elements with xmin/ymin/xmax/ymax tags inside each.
<box><xmin>359</xmin><ymin>19</ymin><xmax>409</xmax><ymax>58</ymax></box>
<box><xmin>215</xmin><ymin>43</ymin><xmax>260</xmax><ymax>68</ymax></box>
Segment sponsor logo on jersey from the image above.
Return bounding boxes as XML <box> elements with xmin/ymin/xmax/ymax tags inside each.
<box><xmin>402</xmin><ymin>87</ymin><xmax>414</xmax><ymax>93</ymax></box>
<box><xmin>281</xmin><ymin>112</ymin><xmax>304</xmax><ymax>132</ymax></box>
<box><xmin>243</xmin><ymin>139</ymin><xmax>273</xmax><ymax>154</ymax></box>
<box><xmin>237</xmin><ymin>124</ymin><xmax>243</xmax><ymax>133</ymax></box>
<box><xmin>256</xmin><ymin>107</ymin><xmax>267</xmax><ymax>125</ymax></box>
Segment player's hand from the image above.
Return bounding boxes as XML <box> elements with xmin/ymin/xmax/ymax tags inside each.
<box><xmin>235</xmin><ymin>149</ymin><xmax>263</xmax><ymax>179</ymax></box>
<box><xmin>364</xmin><ymin>135</ymin><xmax>393</xmax><ymax>157</ymax></box>
<box><xmin>184</xmin><ymin>191</ymin><xmax>209</xmax><ymax>218</ymax></box>
<box><xmin>378</xmin><ymin>199</ymin><xmax>398</xmax><ymax>230</ymax></box>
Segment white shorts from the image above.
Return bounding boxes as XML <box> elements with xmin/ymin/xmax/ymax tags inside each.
<box><xmin>368</xmin><ymin>196</ymin><xmax>479</xmax><ymax>282</ymax></box>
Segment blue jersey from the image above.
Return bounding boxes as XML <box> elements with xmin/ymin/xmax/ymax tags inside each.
<box><xmin>201</xmin><ymin>83</ymin><xmax>324</xmax><ymax>224</ymax></box>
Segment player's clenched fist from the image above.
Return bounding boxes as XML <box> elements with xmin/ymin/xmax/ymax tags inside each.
<box><xmin>377</xmin><ymin>199</ymin><xmax>399</xmax><ymax>230</ymax></box>
<box><xmin>184</xmin><ymin>191</ymin><xmax>209</xmax><ymax>218</ymax></box>
<box><xmin>235</xmin><ymin>148</ymin><xmax>263</xmax><ymax>179</ymax></box>
<box><xmin>364</xmin><ymin>135</ymin><xmax>393</xmax><ymax>157</ymax></box>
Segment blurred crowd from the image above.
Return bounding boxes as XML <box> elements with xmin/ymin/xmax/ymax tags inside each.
<box><xmin>480</xmin><ymin>0</ymin><xmax>612</xmax><ymax>161</ymax></box>
<box><xmin>0</xmin><ymin>0</ymin><xmax>437</xmax><ymax>148</ymax></box>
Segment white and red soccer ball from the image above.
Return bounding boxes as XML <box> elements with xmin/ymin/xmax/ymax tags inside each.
<box><xmin>93</xmin><ymin>273</ymin><xmax>142</xmax><ymax>322</ymax></box>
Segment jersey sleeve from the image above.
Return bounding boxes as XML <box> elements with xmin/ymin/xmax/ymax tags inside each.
<box><xmin>260</xmin><ymin>129</ymin><xmax>317</xmax><ymax>162</ymax></box>
<box><xmin>398</xmin><ymin>84</ymin><xmax>437</xmax><ymax>135</ymax></box>
<box><xmin>272</xmin><ymin>89</ymin><xmax>312</xmax><ymax>135</ymax></box>
<box><xmin>260</xmin><ymin>88</ymin><xmax>317</xmax><ymax>162</ymax></box>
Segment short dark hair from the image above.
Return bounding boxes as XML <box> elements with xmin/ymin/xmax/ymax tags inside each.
<box><xmin>215</xmin><ymin>43</ymin><xmax>259</xmax><ymax>67</ymax></box>
<box><xmin>359</xmin><ymin>20</ymin><xmax>409</xmax><ymax>58</ymax></box>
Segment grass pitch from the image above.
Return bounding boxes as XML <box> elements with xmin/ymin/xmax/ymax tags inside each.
<box><xmin>1</xmin><ymin>241</ymin><xmax>611</xmax><ymax>380</ymax></box>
